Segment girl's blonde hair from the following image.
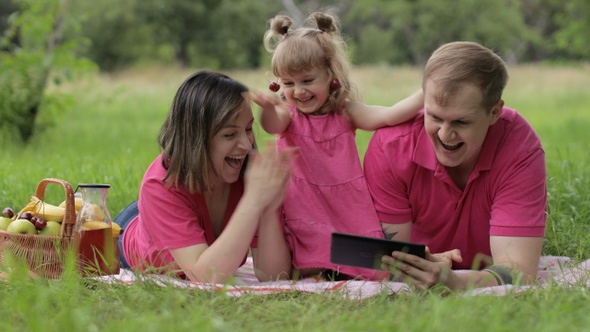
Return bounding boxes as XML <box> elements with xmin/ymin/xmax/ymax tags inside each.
<box><xmin>263</xmin><ymin>12</ymin><xmax>357</xmax><ymax>114</ymax></box>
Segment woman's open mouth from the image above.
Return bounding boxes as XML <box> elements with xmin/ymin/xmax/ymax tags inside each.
<box><xmin>225</xmin><ymin>156</ymin><xmax>244</xmax><ymax>169</ymax></box>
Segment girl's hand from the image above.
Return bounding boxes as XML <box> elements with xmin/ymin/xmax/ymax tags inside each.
<box><xmin>251</xmin><ymin>91</ymin><xmax>292</xmax><ymax>134</ymax></box>
<box><xmin>251</xmin><ymin>90</ymin><xmax>283</xmax><ymax>111</ymax></box>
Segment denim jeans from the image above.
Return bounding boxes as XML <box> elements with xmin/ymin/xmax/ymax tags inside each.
<box><xmin>113</xmin><ymin>200</ymin><xmax>138</xmax><ymax>269</ymax></box>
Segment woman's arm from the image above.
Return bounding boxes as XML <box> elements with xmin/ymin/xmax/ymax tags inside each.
<box><xmin>251</xmin><ymin>147</ymin><xmax>298</xmax><ymax>280</ymax></box>
<box><xmin>347</xmin><ymin>89</ymin><xmax>423</xmax><ymax>131</ymax></box>
<box><xmin>252</xmin><ymin>91</ymin><xmax>292</xmax><ymax>134</ymax></box>
<box><xmin>250</xmin><ymin>209</ymin><xmax>292</xmax><ymax>281</ymax></box>
<box><xmin>170</xmin><ymin>148</ymin><xmax>294</xmax><ymax>283</ymax></box>
<box><xmin>170</xmin><ymin>194</ymin><xmax>267</xmax><ymax>283</ymax></box>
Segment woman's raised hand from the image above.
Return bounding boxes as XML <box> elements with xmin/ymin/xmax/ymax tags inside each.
<box><xmin>244</xmin><ymin>144</ymin><xmax>298</xmax><ymax>212</ymax></box>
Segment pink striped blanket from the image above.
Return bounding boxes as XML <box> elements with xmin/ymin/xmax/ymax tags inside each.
<box><xmin>94</xmin><ymin>256</ymin><xmax>590</xmax><ymax>299</ymax></box>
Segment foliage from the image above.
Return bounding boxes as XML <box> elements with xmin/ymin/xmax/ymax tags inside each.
<box><xmin>345</xmin><ymin>0</ymin><xmax>535</xmax><ymax>65</ymax></box>
<box><xmin>0</xmin><ymin>0</ymin><xmax>96</xmax><ymax>144</ymax></box>
<box><xmin>37</xmin><ymin>0</ymin><xmax>590</xmax><ymax>72</ymax></box>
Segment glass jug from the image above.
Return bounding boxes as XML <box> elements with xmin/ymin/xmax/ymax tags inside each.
<box><xmin>74</xmin><ymin>183</ymin><xmax>119</xmax><ymax>276</ymax></box>
<box><xmin>76</xmin><ymin>184</ymin><xmax>113</xmax><ymax>231</ymax></box>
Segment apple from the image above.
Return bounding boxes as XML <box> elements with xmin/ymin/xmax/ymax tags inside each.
<box><xmin>39</xmin><ymin>221</ymin><xmax>61</xmax><ymax>236</ymax></box>
<box><xmin>30</xmin><ymin>216</ymin><xmax>47</xmax><ymax>230</ymax></box>
<box><xmin>6</xmin><ymin>219</ymin><xmax>38</xmax><ymax>234</ymax></box>
<box><xmin>20</xmin><ymin>211</ymin><xmax>34</xmax><ymax>221</ymax></box>
<box><xmin>0</xmin><ymin>217</ymin><xmax>12</xmax><ymax>231</ymax></box>
<box><xmin>2</xmin><ymin>207</ymin><xmax>14</xmax><ymax>218</ymax></box>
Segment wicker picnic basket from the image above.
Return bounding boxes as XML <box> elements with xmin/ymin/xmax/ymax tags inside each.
<box><xmin>0</xmin><ymin>178</ymin><xmax>119</xmax><ymax>278</ymax></box>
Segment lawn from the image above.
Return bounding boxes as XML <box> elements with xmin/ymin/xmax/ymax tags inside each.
<box><xmin>0</xmin><ymin>64</ymin><xmax>589</xmax><ymax>331</ymax></box>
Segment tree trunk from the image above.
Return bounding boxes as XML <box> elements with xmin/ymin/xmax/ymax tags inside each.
<box><xmin>19</xmin><ymin>0</ymin><xmax>71</xmax><ymax>142</ymax></box>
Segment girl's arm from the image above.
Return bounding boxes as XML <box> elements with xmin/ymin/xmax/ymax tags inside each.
<box><xmin>347</xmin><ymin>89</ymin><xmax>423</xmax><ymax>131</ymax></box>
<box><xmin>252</xmin><ymin>91</ymin><xmax>292</xmax><ymax>134</ymax></box>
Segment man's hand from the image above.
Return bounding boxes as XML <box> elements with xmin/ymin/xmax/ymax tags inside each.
<box><xmin>382</xmin><ymin>247</ymin><xmax>463</xmax><ymax>290</ymax></box>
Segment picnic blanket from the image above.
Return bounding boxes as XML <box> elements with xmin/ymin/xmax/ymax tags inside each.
<box><xmin>94</xmin><ymin>256</ymin><xmax>590</xmax><ymax>299</ymax></box>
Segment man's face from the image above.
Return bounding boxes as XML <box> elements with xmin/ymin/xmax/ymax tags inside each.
<box><xmin>423</xmin><ymin>79</ymin><xmax>502</xmax><ymax>175</ymax></box>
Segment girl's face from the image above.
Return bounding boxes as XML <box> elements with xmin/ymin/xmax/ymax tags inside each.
<box><xmin>423</xmin><ymin>80</ymin><xmax>501</xmax><ymax>176</ymax></box>
<box><xmin>280</xmin><ymin>68</ymin><xmax>331</xmax><ymax>115</ymax></box>
<box><xmin>208</xmin><ymin>96</ymin><xmax>255</xmax><ymax>187</ymax></box>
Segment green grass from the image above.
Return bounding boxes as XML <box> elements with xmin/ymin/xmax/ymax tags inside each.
<box><xmin>1</xmin><ymin>65</ymin><xmax>589</xmax><ymax>331</ymax></box>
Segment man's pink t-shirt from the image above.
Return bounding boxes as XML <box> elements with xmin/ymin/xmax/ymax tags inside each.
<box><xmin>364</xmin><ymin>107</ymin><xmax>547</xmax><ymax>269</ymax></box>
<box><xmin>122</xmin><ymin>154</ymin><xmax>251</xmax><ymax>274</ymax></box>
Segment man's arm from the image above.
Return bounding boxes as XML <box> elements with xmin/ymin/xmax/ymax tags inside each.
<box><xmin>383</xmin><ymin>235</ymin><xmax>543</xmax><ymax>290</ymax></box>
<box><xmin>381</xmin><ymin>221</ymin><xmax>412</xmax><ymax>241</ymax></box>
<box><xmin>488</xmin><ymin>235</ymin><xmax>543</xmax><ymax>284</ymax></box>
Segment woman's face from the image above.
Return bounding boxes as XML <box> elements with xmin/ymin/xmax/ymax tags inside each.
<box><xmin>424</xmin><ymin>80</ymin><xmax>501</xmax><ymax>176</ymax></box>
<box><xmin>280</xmin><ymin>68</ymin><xmax>331</xmax><ymax>115</ymax></box>
<box><xmin>208</xmin><ymin>96</ymin><xmax>255</xmax><ymax>187</ymax></box>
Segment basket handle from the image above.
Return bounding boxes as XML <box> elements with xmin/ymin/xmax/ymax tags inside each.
<box><xmin>35</xmin><ymin>178</ymin><xmax>77</xmax><ymax>238</ymax></box>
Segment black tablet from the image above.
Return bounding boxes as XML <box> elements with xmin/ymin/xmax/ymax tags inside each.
<box><xmin>330</xmin><ymin>232</ymin><xmax>426</xmax><ymax>270</ymax></box>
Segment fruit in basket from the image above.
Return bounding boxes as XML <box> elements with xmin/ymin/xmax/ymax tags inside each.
<box><xmin>58</xmin><ymin>197</ymin><xmax>84</xmax><ymax>212</ymax></box>
<box><xmin>20</xmin><ymin>211</ymin><xmax>34</xmax><ymax>221</ymax></box>
<box><xmin>7</xmin><ymin>218</ymin><xmax>38</xmax><ymax>234</ymax></box>
<box><xmin>39</xmin><ymin>221</ymin><xmax>61</xmax><ymax>236</ymax></box>
<box><xmin>29</xmin><ymin>196</ymin><xmax>65</xmax><ymax>221</ymax></box>
<box><xmin>0</xmin><ymin>217</ymin><xmax>12</xmax><ymax>231</ymax></box>
<box><xmin>30</xmin><ymin>216</ymin><xmax>47</xmax><ymax>230</ymax></box>
<box><xmin>2</xmin><ymin>207</ymin><xmax>14</xmax><ymax>218</ymax></box>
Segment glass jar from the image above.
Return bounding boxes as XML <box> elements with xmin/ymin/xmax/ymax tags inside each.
<box><xmin>74</xmin><ymin>183</ymin><xmax>119</xmax><ymax>276</ymax></box>
<box><xmin>76</xmin><ymin>184</ymin><xmax>113</xmax><ymax>231</ymax></box>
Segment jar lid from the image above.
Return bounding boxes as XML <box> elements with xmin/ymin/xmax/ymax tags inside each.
<box><xmin>76</xmin><ymin>183</ymin><xmax>111</xmax><ymax>189</ymax></box>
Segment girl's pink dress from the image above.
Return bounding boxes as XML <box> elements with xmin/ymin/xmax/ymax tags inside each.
<box><xmin>277</xmin><ymin>106</ymin><xmax>385</xmax><ymax>280</ymax></box>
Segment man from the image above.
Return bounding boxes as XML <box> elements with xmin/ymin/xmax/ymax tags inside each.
<box><xmin>364</xmin><ymin>41</ymin><xmax>547</xmax><ymax>290</ymax></box>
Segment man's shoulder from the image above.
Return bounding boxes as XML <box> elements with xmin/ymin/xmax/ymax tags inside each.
<box><xmin>497</xmin><ymin>107</ymin><xmax>542</xmax><ymax>149</ymax></box>
<box><xmin>372</xmin><ymin>113</ymin><xmax>423</xmax><ymax>145</ymax></box>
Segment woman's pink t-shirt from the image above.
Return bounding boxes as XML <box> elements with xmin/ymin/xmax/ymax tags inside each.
<box><xmin>122</xmin><ymin>154</ymin><xmax>250</xmax><ymax>274</ymax></box>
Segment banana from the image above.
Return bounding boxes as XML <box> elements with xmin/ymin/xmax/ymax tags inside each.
<box><xmin>81</xmin><ymin>220</ymin><xmax>109</xmax><ymax>230</ymax></box>
<box><xmin>15</xmin><ymin>201</ymin><xmax>37</xmax><ymax>220</ymax></box>
<box><xmin>28</xmin><ymin>196</ymin><xmax>66</xmax><ymax>222</ymax></box>
<box><xmin>58</xmin><ymin>197</ymin><xmax>83</xmax><ymax>212</ymax></box>
<box><xmin>111</xmin><ymin>222</ymin><xmax>122</xmax><ymax>237</ymax></box>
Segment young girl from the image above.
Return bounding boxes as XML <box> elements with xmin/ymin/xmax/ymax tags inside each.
<box><xmin>254</xmin><ymin>13</ymin><xmax>423</xmax><ymax>279</ymax></box>
<box><xmin>115</xmin><ymin>69</ymin><xmax>297</xmax><ymax>284</ymax></box>
<box><xmin>252</xmin><ymin>12</ymin><xmax>423</xmax><ymax>281</ymax></box>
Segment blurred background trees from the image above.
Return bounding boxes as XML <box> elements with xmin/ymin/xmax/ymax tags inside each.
<box><xmin>5</xmin><ymin>0</ymin><xmax>586</xmax><ymax>73</ymax></box>
<box><xmin>2</xmin><ymin>0</ymin><xmax>588</xmax><ymax>71</ymax></box>
<box><xmin>1</xmin><ymin>0</ymin><xmax>588</xmax><ymax>142</ymax></box>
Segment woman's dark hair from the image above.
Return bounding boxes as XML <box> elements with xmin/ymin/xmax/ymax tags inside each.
<box><xmin>157</xmin><ymin>69</ymin><xmax>251</xmax><ymax>193</ymax></box>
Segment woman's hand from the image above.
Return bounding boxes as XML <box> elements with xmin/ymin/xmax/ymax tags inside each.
<box><xmin>381</xmin><ymin>247</ymin><xmax>463</xmax><ymax>290</ymax></box>
<box><xmin>243</xmin><ymin>145</ymin><xmax>298</xmax><ymax>212</ymax></box>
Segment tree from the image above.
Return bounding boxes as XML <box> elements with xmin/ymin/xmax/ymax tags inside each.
<box><xmin>0</xmin><ymin>0</ymin><xmax>95</xmax><ymax>143</ymax></box>
<box><xmin>552</xmin><ymin>0</ymin><xmax>590</xmax><ymax>60</ymax></box>
<box><xmin>346</xmin><ymin>0</ymin><xmax>535</xmax><ymax>66</ymax></box>
<box><xmin>136</xmin><ymin>0</ymin><xmax>221</xmax><ymax>68</ymax></box>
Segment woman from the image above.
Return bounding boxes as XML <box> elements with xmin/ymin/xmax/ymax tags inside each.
<box><xmin>115</xmin><ymin>70</ymin><xmax>296</xmax><ymax>283</ymax></box>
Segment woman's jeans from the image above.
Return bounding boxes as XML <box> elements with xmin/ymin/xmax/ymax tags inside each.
<box><xmin>113</xmin><ymin>200</ymin><xmax>139</xmax><ymax>269</ymax></box>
